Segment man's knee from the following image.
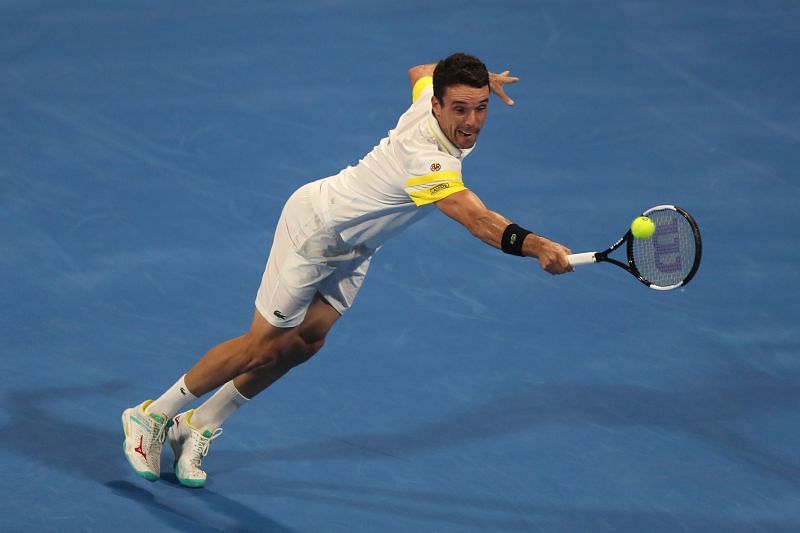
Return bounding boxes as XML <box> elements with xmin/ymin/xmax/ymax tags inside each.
<box><xmin>240</xmin><ymin>332</ymin><xmax>277</xmax><ymax>371</ymax></box>
<box><xmin>241</xmin><ymin>329</ymin><xmax>324</xmax><ymax>371</ymax></box>
<box><xmin>281</xmin><ymin>334</ymin><xmax>325</xmax><ymax>368</ymax></box>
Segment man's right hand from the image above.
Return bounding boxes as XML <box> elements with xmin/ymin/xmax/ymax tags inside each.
<box><xmin>525</xmin><ymin>235</ymin><xmax>573</xmax><ymax>275</ymax></box>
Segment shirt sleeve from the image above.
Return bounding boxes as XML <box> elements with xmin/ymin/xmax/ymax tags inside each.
<box><xmin>391</xmin><ymin>77</ymin><xmax>435</xmax><ymax>137</ymax></box>
<box><xmin>402</xmin><ymin>145</ymin><xmax>466</xmax><ymax>206</ymax></box>
<box><xmin>412</xmin><ymin>76</ymin><xmax>433</xmax><ymax>103</ymax></box>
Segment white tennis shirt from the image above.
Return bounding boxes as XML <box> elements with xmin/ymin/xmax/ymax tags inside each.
<box><xmin>309</xmin><ymin>77</ymin><xmax>474</xmax><ymax>252</ymax></box>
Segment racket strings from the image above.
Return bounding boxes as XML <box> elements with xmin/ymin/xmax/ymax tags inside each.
<box><xmin>630</xmin><ymin>209</ymin><xmax>698</xmax><ymax>288</ymax></box>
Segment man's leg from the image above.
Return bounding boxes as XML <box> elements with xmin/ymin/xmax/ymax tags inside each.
<box><xmin>141</xmin><ymin>309</ymin><xmax>279</xmax><ymax>421</ymax></box>
<box><xmin>232</xmin><ymin>293</ymin><xmax>341</xmax><ymax>398</ymax></box>
<box><xmin>165</xmin><ymin>294</ymin><xmax>340</xmax><ymax>487</ymax></box>
<box><xmin>124</xmin><ymin>179</ymin><xmax>347</xmax><ymax>483</ymax></box>
<box><xmin>123</xmin><ymin>294</ymin><xmax>338</xmax><ymax>483</ymax></box>
<box><xmin>187</xmin><ymin>293</ymin><xmax>341</xmax><ymax>428</ymax></box>
<box><xmin>183</xmin><ymin>292</ymin><xmax>339</xmax><ymax>396</ymax></box>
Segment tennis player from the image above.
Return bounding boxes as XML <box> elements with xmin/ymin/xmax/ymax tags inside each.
<box><xmin>122</xmin><ymin>52</ymin><xmax>573</xmax><ymax>487</ymax></box>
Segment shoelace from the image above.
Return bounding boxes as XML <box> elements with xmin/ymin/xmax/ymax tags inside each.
<box><xmin>150</xmin><ymin>414</ymin><xmax>168</xmax><ymax>444</ymax></box>
<box><xmin>189</xmin><ymin>428</ymin><xmax>223</xmax><ymax>468</ymax></box>
<box><xmin>134</xmin><ymin>411</ymin><xmax>167</xmax><ymax>451</ymax></box>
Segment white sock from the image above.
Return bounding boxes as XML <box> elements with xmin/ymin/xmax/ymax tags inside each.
<box><xmin>147</xmin><ymin>375</ymin><xmax>198</xmax><ymax>418</ymax></box>
<box><xmin>191</xmin><ymin>380</ymin><xmax>249</xmax><ymax>430</ymax></box>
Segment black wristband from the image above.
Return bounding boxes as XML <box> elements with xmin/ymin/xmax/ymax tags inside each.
<box><xmin>501</xmin><ymin>224</ymin><xmax>532</xmax><ymax>256</ymax></box>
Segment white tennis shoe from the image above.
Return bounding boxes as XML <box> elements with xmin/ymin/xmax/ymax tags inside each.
<box><xmin>168</xmin><ymin>410</ymin><xmax>223</xmax><ymax>488</ymax></box>
<box><xmin>121</xmin><ymin>400</ymin><xmax>170</xmax><ymax>481</ymax></box>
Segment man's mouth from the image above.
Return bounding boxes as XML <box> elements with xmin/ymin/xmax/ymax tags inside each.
<box><xmin>457</xmin><ymin>129</ymin><xmax>475</xmax><ymax>138</ymax></box>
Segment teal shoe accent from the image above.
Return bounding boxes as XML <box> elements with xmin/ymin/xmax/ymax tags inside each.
<box><xmin>174</xmin><ymin>462</ymin><xmax>206</xmax><ymax>488</ymax></box>
<box><xmin>123</xmin><ymin>441</ymin><xmax>158</xmax><ymax>481</ymax></box>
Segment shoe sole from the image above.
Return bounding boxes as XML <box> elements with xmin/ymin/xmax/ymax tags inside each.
<box><xmin>174</xmin><ymin>461</ymin><xmax>206</xmax><ymax>488</ymax></box>
<box><xmin>121</xmin><ymin>410</ymin><xmax>159</xmax><ymax>482</ymax></box>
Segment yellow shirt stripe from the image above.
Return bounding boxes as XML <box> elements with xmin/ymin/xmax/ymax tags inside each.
<box><xmin>412</xmin><ymin>76</ymin><xmax>433</xmax><ymax>103</ymax></box>
<box><xmin>405</xmin><ymin>170</ymin><xmax>461</xmax><ymax>187</ymax></box>
<box><xmin>405</xmin><ymin>171</ymin><xmax>467</xmax><ymax>206</ymax></box>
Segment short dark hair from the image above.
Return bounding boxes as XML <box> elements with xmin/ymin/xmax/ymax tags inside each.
<box><xmin>433</xmin><ymin>52</ymin><xmax>489</xmax><ymax>102</ymax></box>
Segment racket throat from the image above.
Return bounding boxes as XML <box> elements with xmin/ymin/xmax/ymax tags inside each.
<box><xmin>595</xmin><ymin>250</ymin><xmax>611</xmax><ymax>262</ymax></box>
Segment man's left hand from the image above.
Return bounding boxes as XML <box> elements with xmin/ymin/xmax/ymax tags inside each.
<box><xmin>489</xmin><ymin>70</ymin><xmax>520</xmax><ymax>106</ymax></box>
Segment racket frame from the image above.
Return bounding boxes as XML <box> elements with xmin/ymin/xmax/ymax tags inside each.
<box><xmin>568</xmin><ymin>204</ymin><xmax>702</xmax><ymax>290</ymax></box>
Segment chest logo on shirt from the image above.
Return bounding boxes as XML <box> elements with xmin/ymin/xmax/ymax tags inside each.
<box><xmin>430</xmin><ymin>162</ymin><xmax>442</xmax><ymax>172</ymax></box>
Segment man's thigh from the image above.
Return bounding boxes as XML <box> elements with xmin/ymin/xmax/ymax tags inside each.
<box><xmin>247</xmin><ymin>293</ymin><xmax>340</xmax><ymax>347</ymax></box>
<box><xmin>317</xmin><ymin>254</ymin><xmax>373</xmax><ymax>316</ymax></box>
<box><xmin>255</xmin><ymin>244</ymin><xmax>334</xmax><ymax>328</ymax></box>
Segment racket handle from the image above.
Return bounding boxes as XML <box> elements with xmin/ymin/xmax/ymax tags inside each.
<box><xmin>567</xmin><ymin>252</ymin><xmax>597</xmax><ymax>267</ymax></box>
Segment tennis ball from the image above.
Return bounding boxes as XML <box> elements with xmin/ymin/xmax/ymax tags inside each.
<box><xmin>631</xmin><ymin>216</ymin><xmax>656</xmax><ymax>239</ymax></box>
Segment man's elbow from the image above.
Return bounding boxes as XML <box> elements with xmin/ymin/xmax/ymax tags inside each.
<box><xmin>408</xmin><ymin>64</ymin><xmax>434</xmax><ymax>84</ymax></box>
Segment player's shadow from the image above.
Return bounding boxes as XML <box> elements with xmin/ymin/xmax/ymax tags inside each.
<box><xmin>198</xmin><ymin>474</ymin><xmax>800</xmax><ymax>533</ymax></box>
<box><xmin>205</xmin><ymin>363</ymin><xmax>800</xmax><ymax>530</ymax></box>
<box><xmin>105</xmin><ymin>479</ymin><xmax>293</xmax><ymax>532</ymax></box>
<box><xmin>6</xmin><ymin>374</ymin><xmax>797</xmax><ymax>532</ymax></box>
<box><xmin>0</xmin><ymin>382</ymin><xmax>293</xmax><ymax>533</ymax></box>
<box><xmin>0</xmin><ymin>382</ymin><xmax>127</xmax><ymax>483</ymax></box>
<box><xmin>223</xmin><ymin>362</ymin><xmax>800</xmax><ymax>484</ymax></box>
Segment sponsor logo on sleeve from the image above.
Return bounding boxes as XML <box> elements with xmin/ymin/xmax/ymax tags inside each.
<box><xmin>429</xmin><ymin>183</ymin><xmax>450</xmax><ymax>194</ymax></box>
<box><xmin>430</xmin><ymin>162</ymin><xmax>442</xmax><ymax>172</ymax></box>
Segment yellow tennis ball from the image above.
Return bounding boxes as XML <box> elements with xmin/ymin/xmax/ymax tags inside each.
<box><xmin>631</xmin><ymin>216</ymin><xmax>655</xmax><ymax>239</ymax></box>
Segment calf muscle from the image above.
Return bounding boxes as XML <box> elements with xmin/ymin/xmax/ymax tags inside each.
<box><xmin>184</xmin><ymin>294</ymin><xmax>341</xmax><ymax>400</ymax></box>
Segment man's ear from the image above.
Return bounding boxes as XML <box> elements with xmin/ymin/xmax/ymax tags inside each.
<box><xmin>431</xmin><ymin>95</ymin><xmax>441</xmax><ymax>118</ymax></box>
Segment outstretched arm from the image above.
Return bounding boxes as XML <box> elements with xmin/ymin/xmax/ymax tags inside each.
<box><xmin>436</xmin><ymin>189</ymin><xmax>573</xmax><ymax>275</ymax></box>
<box><xmin>407</xmin><ymin>64</ymin><xmax>520</xmax><ymax>106</ymax></box>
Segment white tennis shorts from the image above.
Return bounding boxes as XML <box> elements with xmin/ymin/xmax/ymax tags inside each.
<box><xmin>255</xmin><ymin>181</ymin><xmax>373</xmax><ymax>328</ymax></box>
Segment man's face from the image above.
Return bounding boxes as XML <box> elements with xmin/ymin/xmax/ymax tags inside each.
<box><xmin>431</xmin><ymin>84</ymin><xmax>490</xmax><ymax>150</ymax></box>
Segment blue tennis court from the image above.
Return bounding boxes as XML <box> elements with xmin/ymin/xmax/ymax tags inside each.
<box><xmin>2</xmin><ymin>1</ymin><xmax>799</xmax><ymax>531</ymax></box>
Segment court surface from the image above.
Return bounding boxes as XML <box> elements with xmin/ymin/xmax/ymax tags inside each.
<box><xmin>2</xmin><ymin>1</ymin><xmax>799</xmax><ymax>531</ymax></box>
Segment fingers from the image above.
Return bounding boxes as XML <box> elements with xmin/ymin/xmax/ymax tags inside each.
<box><xmin>500</xmin><ymin>74</ymin><xmax>520</xmax><ymax>85</ymax></box>
<box><xmin>497</xmin><ymin>90</ymin><xmax>515</xmax><ymax>106</ymax></box>
<box><xmin>495</xmin><ymin>70</ymin><xmax>519</xmax><ymax>83</ymax></box>
<box><xmin>491</xmin><ymin>83</ymin><xmax>515</xmax><ymax>106</ymax></box>
<box><xmin>558</xmin><ymin>246</ymin><xmax>574</xmax><ymax>274</ymax></box>
<box><xmin>548</xmin><ymin>261</ymin><xmax>573</xmax><ymax>275</ymax></box>
<box><xmin>540</xmin><ymin>256</ymin><xmax>571</xmax><ymax>275</ymax></box>
<box><xmin>490</xmin><ymin>70</ymin><xmax>520</xmax><ymax>106</ymax></box>
<box><xmin>538</xmin><ymin>244</ymin><xmax>574</xmax><ymax>275</ymax></box>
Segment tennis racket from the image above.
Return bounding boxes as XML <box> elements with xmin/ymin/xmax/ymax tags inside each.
<box><xmin>567</xmin><ymin>205</ymin><xmax>702</xmax><ymax>290</ymax></box>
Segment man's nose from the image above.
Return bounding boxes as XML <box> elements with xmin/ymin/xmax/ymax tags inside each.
<box><xmin>464</xmin><ymin>110</ymin><xmax>477</xmax><ymax>127</ymax></box>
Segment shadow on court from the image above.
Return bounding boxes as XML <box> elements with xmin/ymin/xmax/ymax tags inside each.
<box><xmin>106</xmin><ymin>480</ymin><xmax>294</xmax><ymax>533</ymax></box>
<box><xmin>194</xmin><ymin>475</ymin><xmax>800</xmax><ymax>533</ymax></box>
<box><xmin>167</xmin><ymin>360</ymin><xmax>800</xmax><ymax>531</ymax></box>
<box><xmin>6</xmin><ymin>375</ymin><xmax>795</xmax><ymax>531</ymax></box>
<box><xmin>1</xmin><ymin>382</ymin><xmax>293</xmax><ymax>533</ymax></box>
<box><xmin>221</xmin><ymin>365</ymin><xmax>800</xmax><ymax>484</ymax></box>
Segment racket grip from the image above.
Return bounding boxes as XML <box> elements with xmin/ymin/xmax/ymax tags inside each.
<box><xmin>567</xmin><ymin>252</ymin><xmax>597</xmax><ymax>267</ymax></box>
